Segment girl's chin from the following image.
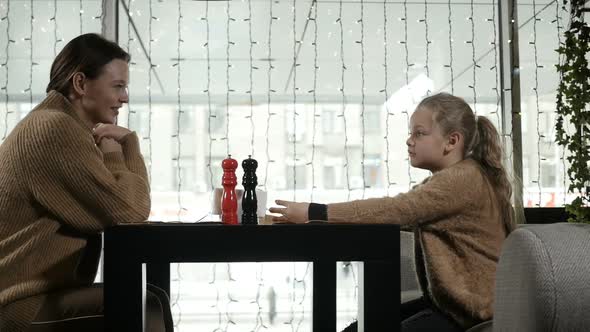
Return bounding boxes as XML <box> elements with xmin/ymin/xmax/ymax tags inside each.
<box><xmin>410</xmin><ymin>160</ymin><xmax>430</xmax><ymax>171</ymax></box>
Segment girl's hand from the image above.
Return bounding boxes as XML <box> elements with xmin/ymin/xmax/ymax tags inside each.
<box><xmin>269</xmin><ymin>200</ymin><xmax>310</xmax><ymax>224</ymax></box>
<box><xmin>93</xmin><ymin>123</ymin><xmax>132</xmax><ymax>145</ymax></box>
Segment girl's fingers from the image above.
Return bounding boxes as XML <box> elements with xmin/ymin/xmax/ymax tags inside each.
<box><xmin>268</xmin><ymin>207</ymin><xmax>286</xmax><ymax>215</ymax></box>
<box><xmin>275</xmin><ymin>199</ymin><xmax>290</xmax><ymax>207</ymax></box>
<box><xmin>272</xmin><ymin>216</ymin><xmax>288</xmax><ymax>222</ymax></box>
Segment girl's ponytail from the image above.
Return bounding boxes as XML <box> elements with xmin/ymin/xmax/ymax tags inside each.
<box><xmin>471</xmin><ymin>116</ymin><xmax>516</xmax><ymax>235</ymax></box>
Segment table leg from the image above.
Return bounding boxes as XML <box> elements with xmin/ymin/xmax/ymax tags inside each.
<box><xmin>362</xmin><ymin>260</ymin><xmax>400</xmax><ymax>332</ymax></box>
<box><xmin>104</xmin><ymin>252</ymin><xmax>144</xmax><ymax>331</ymax></box>
<box><xmin>147</xmin><ymin>262</ymin><xmax>171</xmax><ymax>297</ymax></box>
<box><xmin>313</xmin><ymin>261</ymin><xmax>336</xmax><ymax>332</ymax></box>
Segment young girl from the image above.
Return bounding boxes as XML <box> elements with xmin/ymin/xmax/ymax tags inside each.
<box><xmin>270</xmin><ymin>93</ymin><xmax>516</xmax><ymax>331</ymax></box>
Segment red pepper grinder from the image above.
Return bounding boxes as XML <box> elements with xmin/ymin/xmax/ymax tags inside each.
<box><xmin>221</xmin><ymin>155</ymin><xmax>238</xmax><ymax>225</ymax></box>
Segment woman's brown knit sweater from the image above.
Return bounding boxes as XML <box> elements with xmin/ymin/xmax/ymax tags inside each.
<box><xmin>327</xmin><ymin>159</ymin><xmax>507</xmax><ymax>329</ymax></box>
<box><xmin>0</xmin><ymin>91</ymin><xmax>150</xmax><ymax>331</ymax></box>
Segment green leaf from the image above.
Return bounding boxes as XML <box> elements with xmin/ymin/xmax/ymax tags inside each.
<box><xmin>556</xmin><ymin>1</ymin><xmax>590</xmax><ymax>224</ymax></box>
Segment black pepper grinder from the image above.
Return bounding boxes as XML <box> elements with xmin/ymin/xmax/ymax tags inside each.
<box><xmin>241</xmin><ymin>155</ymin><xmax>258</xmax><ymax>225</ymax></box>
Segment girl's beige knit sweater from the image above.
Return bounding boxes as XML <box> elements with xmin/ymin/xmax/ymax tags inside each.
<box><xmin>0</xmin><ymin>91</ymin><xmax>150</xmax><ymax>331</ymax></box>
<box><xmin>328</xmin><ymin>158</ymin><xmax>507</xmax><ymax>328</ymax></box>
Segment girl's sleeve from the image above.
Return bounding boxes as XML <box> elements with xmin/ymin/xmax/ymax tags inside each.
<box><xmin>327</xmin><ymin>164</ymin><xmax>483</xmax><ymax>227</ymax></box>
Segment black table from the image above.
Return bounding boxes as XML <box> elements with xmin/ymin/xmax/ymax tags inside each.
<box><xmin>103</xmin><ymin>222</ymin><xmax>400</xmax><ymax>332</ymax></box>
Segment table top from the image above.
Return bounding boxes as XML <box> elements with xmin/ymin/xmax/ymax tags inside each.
<box><xmin>103</xmin><ymin>222</ymin><xmax>401</xmax><ymax>332</ymax></box>
<box><xmin>104</xmin><ymin>222</ymin><xmax>400</xmax><ymax>263</ymax></box>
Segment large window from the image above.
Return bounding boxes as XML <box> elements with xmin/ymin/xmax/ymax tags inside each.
<box><xmin>0</xmin><ymin>0</ymin><xmax>570</xmax><ymax>330</ymax></box>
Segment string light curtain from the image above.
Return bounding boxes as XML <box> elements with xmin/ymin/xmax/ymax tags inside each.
<box><xmin>0</xmin><ymin>0</ymin><xmax>571</xmax><ymax>331</ymax></box>
<box><xmin>113</xmin><ymin>1</ymin><xmax>557</xmax><ymax>330</ymax></box>
<box><xmin>517</xmin><ymin>0</ymin><xmax>570</xmax><ymax>208</ymax></box>
<box><xmin>0</xmin><ymin>0</ymin><xmax>103</xmax><ymax>139</ymax></box>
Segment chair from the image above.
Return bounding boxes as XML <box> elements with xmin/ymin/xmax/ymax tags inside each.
<box><xmin>490</xmin><ymin>223</ymin><xmax>590</xmax><ymax>332</ymax></box>
<box><xmin>400</xmin><ymin>223</ymin><xmax>590</xmax><ymax>332</ymax></box>
<box><xmin>400</xmin><ymin>231</ymin><xmax>422</xmax><ymax>304</ymax></box>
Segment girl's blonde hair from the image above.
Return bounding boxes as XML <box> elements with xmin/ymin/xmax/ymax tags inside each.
<box><xmin>417</xmin><ymin>92</ymin><xmax>516</xmax><ymax>235</ymax></box>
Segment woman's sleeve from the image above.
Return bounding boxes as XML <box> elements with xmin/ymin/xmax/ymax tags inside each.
<box><xmin>22</xmin><ymin>115</ymin><xmax>151</xmax><ymax>234</ymax></box>
<box><xmin>118</xmin><ymin>131</ymin><xmax>149</xmax><ymax>179</ymax></box>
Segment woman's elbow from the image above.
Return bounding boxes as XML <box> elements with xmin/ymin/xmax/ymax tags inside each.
<box><xmin>111</xmin><ymin>199</ymin><xmax>151</xmax><ymax>224</ymax></box>
<box><xmin>126</xmin><ymin>190</ymin><xmax>151</xmax><ymax>223</ymax></box>
<box><xmin>128</xmin><ymin>201</ymin><xmax>151</xmax><ymax>223</ymax></box>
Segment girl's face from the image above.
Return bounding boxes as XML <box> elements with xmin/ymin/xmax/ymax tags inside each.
<box><xmin>406</xmin><ymin>107</ymin><xmax>448</xmax><ymax>172</ymax></box>
<box><xmin>80</xmin><ymin>59</ymin><xmax>129</xmax><ymax>125</ymax></box>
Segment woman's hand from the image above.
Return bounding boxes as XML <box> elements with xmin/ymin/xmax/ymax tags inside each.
<box><xmin>93</xmin><ymin>123</ymin><xmax>132</xmax><ymax>145</ymax></box>
<box><xmin>97</xmin><ymin>138</ymin><xmax>122</xmax><ymax>154</ymax></box>
<box><xmin>269</xmin><ymin>200</ymin><xmax>310</xmax><ymax>224</ymax></box>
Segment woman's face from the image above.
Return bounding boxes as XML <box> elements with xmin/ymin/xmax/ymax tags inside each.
<box><xmin>81</xmin><ymin>59</ymin><xmax>129</xmax><ymax>125</ymax></box>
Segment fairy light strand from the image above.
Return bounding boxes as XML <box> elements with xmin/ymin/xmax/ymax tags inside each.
<box><xmin>79</xmin><ymin>0</ymin><xmax>82</xmax><ymax>34</ymax></box>
<box><xmin>247</xmin><ymin>0</ymin><xmax>255</xmax><ymax>157</ymax></box>
<box><xmin>359</xmin><ymin>0</ymin><xmax>367</xmax><ymax>198</ymax></box>
<box><xmin>52</xmin><ymin>0</ymin><xmax>58</xmax><ymax>58</ymax></box>
<box><xmin>263</xmin><ymin>0</ymin><xmax>276</xmax><ymax>190</ymax></box>
<box><xmin>1</xmin><ymin>0</ymin><xmax>12</xmax><ymax>141</ymax></box>
<box><xmin>383</xmin><ymin>0</ymin><xmax>393</xmax><ymax>194</ymax></box>
<box><xmin>338</xmin><ymin>0</ymin><xmax>351</xmax><ymax>201</ymax></box>
<box><xmin>224</xmin><ymin>0</ymin><xmax>233</xmax><ymax>156</ymax></box>
<box><xmin>469</xmin><ymin>0</ymin><xmax>478</xmax><ymax>113</ymax></box>
<box><xmin>447</xmin><ymin>0</ymin><xmax>455</xmax><ymax>94</ymax></box>
<box><xmin>174</xmin><ymin>0</ymin><xmax>185</xmax><ymax>222</ymax></box>
<box><xmin>402</xmin><ymin>0</ymin><xmax>414</xmax><ymax>189</ymax></box>
<box><xmin>126</xmin><ymin>0</ymin><xmax>135</xmax><ymax>129</ymax></box>
<box><xmin>532</xmin><ymin>0</ymin><xmax>542</xmax><ymax>206</ymax></box>
<box><xmin>310</xmin><ymin>1</ymin><xmax>318</xmax><ymax>201</ymax></box>
<box><xmin>147</xmin><ymin>0</ymin><xmax>154</xmax><ymax>182</ymax></box>
<box><xmin>251</xmin><ymin>264</ymin><xmax>267</xmax><ymax>331</ymax></box>
<box><xmin>294</xmin><ymin>262</ymin><xmax>311</xmax><ymax>332</ymax></box>
<box><xmin>209</xmin><ymin>264</ymin><xmax>223</xmax><ymax>332</ymax></box>
<box><xmin>285</xmin><ymin>263</ymin><xmax>296</xmax><ymax>330</ymax></box>
<box><xmin>98</xmin><ymin>0</ymin><xmax>105</xmax><ymax>34</ymax></box>
<box><xmin>223</xmin><ymin>263</ymin><xmax>237</xmax><ymax>329</ymax></box>
<box><xmin>423</xmin><ymin>0</ymin><xmax>431</xmax><ymax>89</ymax></box>
<box><xmin>171</xmin><ymin>1</ymin><xmax>184</xmax><ymax>327</ymax></box>
<box><xmin>205</xmin><ymin>2</ymin><xmax>214</xmax><ymax>193</ymax></box>
<box><xmin>292</xmin><ymin>0</ymin><xmax>298</xmax><ymax>201</ymax></box>
<box><xmin>27</xmin><ymin>0</ymin><xmax>34</xmax><ymax>106</ymax></box>
<box><xmin>491</xmin><ymin>0</ymin><xmax>501</xmax><ymax>125</ymax></box>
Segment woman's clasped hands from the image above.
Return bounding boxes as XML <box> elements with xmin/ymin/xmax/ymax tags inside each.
<box><xmin>93</xmin><ymin>123</ymin><xmax>131</xmax><ymax>153</ymax></box>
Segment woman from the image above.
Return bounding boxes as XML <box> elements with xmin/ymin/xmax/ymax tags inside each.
<box><xmin>0</xmin><ymin>33</ymin><xmax>172</xmax><ymax>332</ymax></box>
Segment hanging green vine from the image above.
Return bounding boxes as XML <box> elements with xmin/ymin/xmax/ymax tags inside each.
<box><xmin>555</xmin><ymin>0</ymin><xmax>590</xmax><ymax>223</ymax></box>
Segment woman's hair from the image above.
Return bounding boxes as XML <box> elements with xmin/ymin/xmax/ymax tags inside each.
<box><xmin>417</xmin><ymin>92</ymin><xmax>516</xmax><ymax>235</ymax></box>
<box><xmin>46</xmin><ymin>33</ymin><xmax>130</xmax><ymax>95</ymax></box>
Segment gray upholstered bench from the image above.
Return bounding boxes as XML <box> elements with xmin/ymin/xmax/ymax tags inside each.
<box><xmin>400</xmin><ymin>231</ymin><xmax>422</xmax><ymax>304</ymax></box>
<box><xmin>400</xmin><ymin>223</ymin><xmax>590</xmax><ymax>332</ymax></box>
